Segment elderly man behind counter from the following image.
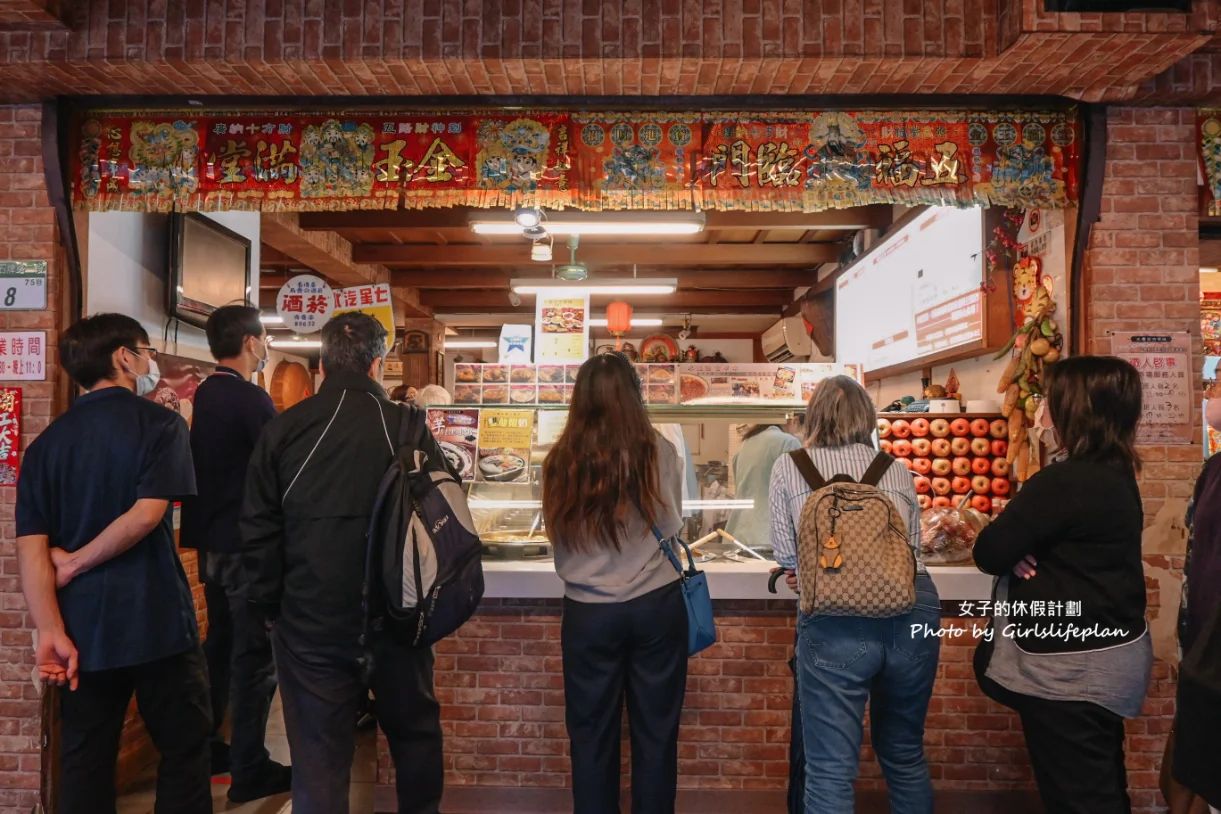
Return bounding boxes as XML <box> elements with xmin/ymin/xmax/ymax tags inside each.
<box><xmin>16</xmin><ymin>313</ymin><xmax>210</xmax><ymax>814</ymax></box>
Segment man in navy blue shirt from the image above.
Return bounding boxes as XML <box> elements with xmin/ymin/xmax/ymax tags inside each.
<box><xmin>179</xmin><ymin>304</ymin><xmax>288</xmax><ymax>802</ymax></box>
<box><xmin>16</xmin><ymin>313</ymin><xmax>210</xmax><ymax>814</ymax></box>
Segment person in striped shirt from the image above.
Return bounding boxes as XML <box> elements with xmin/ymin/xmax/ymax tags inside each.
<box><xmin>769</xmin><ymin>375</ymin><xmax>940</xmax><ymax>814</ymax></box>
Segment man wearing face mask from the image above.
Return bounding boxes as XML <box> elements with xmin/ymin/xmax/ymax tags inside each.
<box><xmin>179</xmin><ymin>304</ymin><xmax>288</xmax><ymax>801</ymax></box>
<box><xmin>16</xmin><ymin>313</ymin><xmax>210</xmax><ymax>814</ymax></box>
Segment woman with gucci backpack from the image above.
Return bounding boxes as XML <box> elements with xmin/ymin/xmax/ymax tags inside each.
<box><xmin>769</xmin><ymin>375</ymin><xmax>940</xmax><ymax>814</ymax></box>
<box><xmin>973</xmin><ymin>356</ymin><xmax>1151</xmax><ymax>814</ymax></box>
<box><xmin>542</xmin><ymin>352</ymin><xmax>689</xmax><ymax>814</ymax></box>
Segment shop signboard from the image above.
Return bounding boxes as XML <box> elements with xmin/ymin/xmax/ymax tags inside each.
<box><xmin>0</xmin><ymin>332</ymin><xmax>46</xmax><ymax>381</ymax></box>
<box><xmin>0</xmin><ymin>261</ymin><xmax>47</xmax><ymax>311</ymax></box>
<box><xmin>0</xmin><ymin>387</ymin><xmax>20</xmax><ymax>485</ymax></box>
<box><xmin>476</xmin><ymin>409</ymin><xmax>534</xmax><ymax>484</ymax></box>
<box><xmin>1110</xmin><ymin>331</ymin><xmax>1194</xmax><ymax>445</ymax></box>
<box><xmin>72</xmin><ymin>110</ymin><xmax>1079</xmax><ymax>214</ymax></box>
<box><xmin>276</xmin><ymin>274</ymin><xmax>333</xmax><ymax>334</ymax></box>
<box><xmin>534</xmin><ymin>293</ymin><xmax>589</xmax><ymax>364</ymax></box>
<box><xmin>333</xmin><ymin>283</ymin><xmax>395</xmax><ymax>336</ymax></box>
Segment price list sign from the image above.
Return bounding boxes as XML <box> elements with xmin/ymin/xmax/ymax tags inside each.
<box><xmin>1110</xmin><ymin>331</ymin><xmax>1193</xmax><ymax>445</ymax></box>
<box><xmin>0</xmin><ymin>261</ymin><xmax>48</xmax><ymax>311</ymax></box>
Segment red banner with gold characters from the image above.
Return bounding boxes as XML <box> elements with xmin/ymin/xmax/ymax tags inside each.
<box><xmin>72</xmin><ymin>108</ymin><xmax>1078</xmax><ymax>213</ymax></box>
<box><xmin>0</xmin><ymin>387</ymin><xmax>20</xmax><ymax>486</ymax></box>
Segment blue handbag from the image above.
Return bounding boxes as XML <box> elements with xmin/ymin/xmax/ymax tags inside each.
<box><xmin>651</xmin><ymin>525</ymin><xmax>717</xmax><ymax>656</ymax></box>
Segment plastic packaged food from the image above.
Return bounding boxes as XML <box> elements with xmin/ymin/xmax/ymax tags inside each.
<box><xmin>919</xmin><ymin>506</ymin><xmax>991</xmax><ymax>565</ymax></box>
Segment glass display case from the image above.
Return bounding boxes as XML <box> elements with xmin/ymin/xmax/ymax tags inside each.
<box><xmin>426</xmin><ymin>391</ymin><xmax>995</xmax><ymax>602</ymax></box>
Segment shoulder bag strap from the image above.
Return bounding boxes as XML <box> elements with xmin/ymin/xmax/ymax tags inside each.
<box><xmin>787</xmin><ymin>449</ymin><xmax>825</xmax><ymax>492</ymax></box>
<box><xmin>859</xmin><ymin>451</ymin><xmax>895</xmax><ymax>487</ymax></box>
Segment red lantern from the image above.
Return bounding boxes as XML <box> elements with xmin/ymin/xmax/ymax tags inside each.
<box><xmin>606</xmin><ymin>301</ymin><xmax>633</xmax><ymax>350</ymax></box>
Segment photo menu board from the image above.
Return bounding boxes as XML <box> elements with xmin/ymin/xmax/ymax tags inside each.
<box><xmin>834</xmin><ymin>207</ymin><xmax>985</xmax><ymax>374</ymax></box>
<box><xmin>452</xmin><ymin>362</ymin><xmax>857</xmax><ymax>406</ymax></box>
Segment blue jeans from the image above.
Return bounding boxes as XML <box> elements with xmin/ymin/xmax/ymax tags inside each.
<box><xmin>797</xmin><ymin>573</ymin><xmax>941</xmax><ymax>814</ymax></box>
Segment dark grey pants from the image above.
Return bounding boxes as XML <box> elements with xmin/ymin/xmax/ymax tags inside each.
<box><xmin>272</xmin><ymin>624</ymin><xmax>444</xmax><ymax>814</ymax></box>
<box><xmin>201</xmin><ymin>550</ymin><xmax>278</xmax><ymax>782</ymax></box>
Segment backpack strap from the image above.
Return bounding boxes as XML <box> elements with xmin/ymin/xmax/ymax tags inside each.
<box><xmin>398</xmin><ymin>403</ymin><xmax>424</xmax><ymax>448</ymax></box>
<box><xmin>859</xmin><ymin>451</ymin><xmax>895</xmax><ymax>487</ymax></box>
<box><xmin>788</xmin><ymin>449</ymin><xmax>826</xmax><ymax>492</ymax></box>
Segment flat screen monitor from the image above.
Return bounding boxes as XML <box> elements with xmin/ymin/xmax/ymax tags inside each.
<box><xmin>834</xmin><ymin>206</ymin><xmax>985</xmax><ymax>375</ymax></box>
<box><xmin>168</xmin><ymin>213</ymin><xmax>252</xmax><ymax>329</ymax></box>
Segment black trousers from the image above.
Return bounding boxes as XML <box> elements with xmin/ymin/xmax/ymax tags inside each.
<box><xmin>562</xmin><ymin>580</ymin><xmax>689</xmax><ymax>814</ymax></box>
<box><xmin>975</xmin><ymin>643</ymin><xmax>1131</xmax><ymax>814</ymax></box>
<box><xmin>58</xmin><ymin>645</ymin><xmax>212</xmax><ymax>814</ymax></box>
<box><xmin>272</xmin><ymin>624</ymin><xmax>443</xmax><ymax>814</ymax></box>
<box><xmin>201</xmin><ymin>550</ymin><xmax>278</xmax><ymax>781</ymax></box>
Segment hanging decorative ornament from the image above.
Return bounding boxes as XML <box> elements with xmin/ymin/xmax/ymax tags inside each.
<box><xmin>606</xmin><ymin>301</ymin><xmax>633</xmax><ymax>350</ymax></box>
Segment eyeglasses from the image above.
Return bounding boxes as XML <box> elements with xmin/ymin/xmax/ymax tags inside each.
<box><xmin>128</xmin><ymin>346</ymin><xmax>159</xmax><ymax>360</ymax></box>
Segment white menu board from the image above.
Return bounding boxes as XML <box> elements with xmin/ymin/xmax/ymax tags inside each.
<box><xmin>835</xmin><ymin>207</ymin><xmax>984</xmax><ymax>373</ymax></box>
<box><xmin>534</xmin><ymin>292</ymin><xmax>590</xmax><ymax>364</ymax></box>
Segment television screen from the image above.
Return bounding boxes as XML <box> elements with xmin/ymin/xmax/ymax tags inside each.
<box><xmin>169</xmin><ymin>213</ymin><xmax>251</xmax><ymax>329</ymax></box>
<box><xmin>834</xmin><ymin>206</ymin><xmax>985</xmax><ymax>375</ymax></box>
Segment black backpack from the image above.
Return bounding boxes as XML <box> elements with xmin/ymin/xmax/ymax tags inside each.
<box><xmin>361</xmin><ymin>405</ymin><xmax>484</xmax><ymax>654</ymax></box>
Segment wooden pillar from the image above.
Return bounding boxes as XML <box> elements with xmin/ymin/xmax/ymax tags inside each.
<box><xmin>398</xmin><ymin>318</ymin><xmax>446</xmax><ymax>389</ymax></box>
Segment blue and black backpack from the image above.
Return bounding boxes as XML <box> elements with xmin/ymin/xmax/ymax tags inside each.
<box><xmin>362</xmin><ymin>405</ymin><xmax>484</xmax><ymax>654</ymax></box>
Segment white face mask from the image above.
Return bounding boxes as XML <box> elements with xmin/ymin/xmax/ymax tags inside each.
<box><xmin>123</xmin><ymin>350</ymin><xmax>161</xmax><ymax>396</ymax></box>
<box><xmin>252</xmin><ymin>338</ymin><xmax>269</xmax><ymax>375</ymax></box>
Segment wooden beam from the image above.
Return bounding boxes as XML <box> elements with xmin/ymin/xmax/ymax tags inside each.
<box><xmin>298</xmin><ymin>205</ymin><xmax>892</xmax><ymax>232</ymax></box>
<box><xmin>419</xmin><ymin>290</ymin><xmax>792</xmax><ymax>309</ymax></box>
<box><xmin>260</xmin><ymin>213</ymin><xmax>431</xmax><ymax>320</ymax></box>
<box><xmin>356</xmin><ymin>243</ymin><xmax>839</xmax><ymax>266</ymax></box>
<box><xmin>390</xmin><ymin>268</ymin><xmax>815</xmax><ymax>290</ymax></box>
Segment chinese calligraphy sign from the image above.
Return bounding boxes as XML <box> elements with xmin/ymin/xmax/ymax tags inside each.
<box><xmin>0</xmin><ymin>331</ymin><xmax>47</xmax><ymax>381</ymax></box>
<box><xmin>276</xmin><ymin>274</ymin><xmax>334</xmax><ymax>334</ymax></box>
<box><xmin>0</xmin><ymin>387</ymin><xmax>18</xmax><ymax>485</ymax></box>
<box><xmin>72</xmin><ymin>109</ymin><xmax>1079</xmax><ymax>213</ymax></box>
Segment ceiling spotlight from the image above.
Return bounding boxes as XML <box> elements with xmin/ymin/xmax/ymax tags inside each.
<box><xmin>514</xmin><ymin>207</ymin><xmax>541</xmax><ymax>228</ymax></box>
<box><xmin>508</xmin><ymin>291</ymin><xmax>523</xmax><ymax>307</ymax></box>
<box><xmin>522</xmin><ymin>225</ymin><xmax>548</xmax><ymax>241</ymax></box>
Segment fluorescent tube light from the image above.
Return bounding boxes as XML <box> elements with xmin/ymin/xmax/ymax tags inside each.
<box><xmin>510</xmin><ymin>278</ymin><xmax>677</xmax><ymax>296</ymax></box>
<box><xmin>470</xmin><ymin>213</ymin><xmax>705</xmax><ymax>236</ymax></box>
<box><xmin>269</xmin><ymin>338</ymin><xmax>322</xmax><ymax>349</ymax></box>
<box><xmin>588</xmin><ymin>317</ymin><xmax>664</xmax><ymax>327</ymax></box>
<box><xmin>446</xmin><ymin>340</ymin><xmax>498</xmax><ymax>349</ymax></box>
<box><xmin>260</xmin><ymin>315</ymin><xmax>284</xmax><ymax>324</ymax></box>
<box><xmin>467</xmin><ymin>499</ymin><xmax>754</xmax><ymax>511</ymax></box>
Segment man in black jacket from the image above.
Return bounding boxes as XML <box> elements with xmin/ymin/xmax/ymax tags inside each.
<box><xmin>240</xmin><ymin>312</ymin><xmax>445</xmax><ymax>814</ymax></box>
<box><xmin>179</xmin><ymin>305</ymin><xmax>288</xmax><ymax>801</ymax></box>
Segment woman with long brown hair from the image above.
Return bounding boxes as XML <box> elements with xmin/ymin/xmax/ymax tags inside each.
<box><xmin>542</xmin><ymin>352</ymin><xmax>687</xmax><ymax>814</ymax></box>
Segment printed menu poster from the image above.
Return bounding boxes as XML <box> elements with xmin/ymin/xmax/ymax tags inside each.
<box><xmin>476</xmin><ymin>409</ymin><xmax>535</xmax><ymax>483</ymax></box>
<box><xmin>675</xmin><ymin>363</ymin><xmax>841</xmax><ymax>405</ymax></box>
<box><xmin>537</xmin><ymin>410</ymin><xmax>569</xmax><ymax>447</ymax></box>
<box><xmin>426</xmin><ymin>408</ymin><xmax>480</xmax><ymax>482</ymax></box>
<box><xmin>535</xmin><ymin>292</ymin><xmax>589</xmax><ymax>364</ymax></box>
<box><xmin>1110</xmin><ymin>331</ymin><xmax>1193</xmax><ymax>445</ymax></box>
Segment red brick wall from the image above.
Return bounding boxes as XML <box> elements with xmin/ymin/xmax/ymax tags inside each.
<box><xmin>1082</xmin><ymin>104</ymin><xmax>1201</xmax><ymax>811</ymax></box>
<box><xmin>0</xmin><ymin>103</ymin><xmax>57</xmax><ymax>814</ymax></box>
<box><xmin>0</xmin><ymin>0</ymin><xmax>1209</xmax><ymax>101</ymax></box>
<box><xmin>378</xmin><ymin>602</ymin><xmax>1176</xmax><ymax>811</ymax></box>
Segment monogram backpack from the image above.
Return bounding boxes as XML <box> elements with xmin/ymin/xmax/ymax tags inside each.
<box><xmin>789</xmin><ymin>449</ymin><xmax>916</xmax><ymax>618</ymax></box>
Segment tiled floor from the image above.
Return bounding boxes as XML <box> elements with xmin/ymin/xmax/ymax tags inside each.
<box><xmin>116</xmin><ymin>693</ymin><xmax>378</xmax><ymax>814</ymax></box>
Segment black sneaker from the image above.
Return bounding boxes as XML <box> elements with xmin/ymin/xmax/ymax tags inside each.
<box><xmin>227</xmin><ymin>761</ymin><xmax>292</xmax><ymax>803</ymax></box>
<box><xmin>210</xmin><ymin>740</ymin><xmax>230</xmax><ymax>776</ymax></box>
